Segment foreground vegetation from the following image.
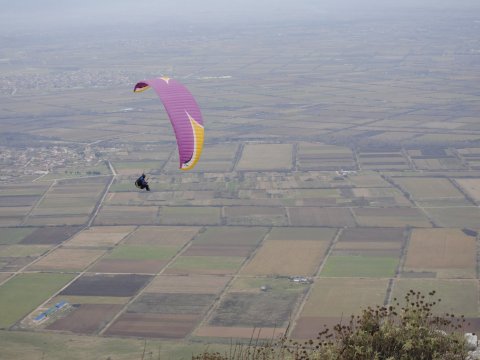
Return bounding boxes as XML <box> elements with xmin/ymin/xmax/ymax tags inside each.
<box><xmin>193</xmin><ymin>290</ymin><xmax>470</xmax><ymax>360</ymax></box>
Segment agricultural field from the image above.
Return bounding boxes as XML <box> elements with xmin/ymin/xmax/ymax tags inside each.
<box><xmin>28</xmin><ymin>248</ymin><xmax>106</xmax><ymax>272</ymax></box>
<box><xmin>0</xmin><ymin>273</ymin><xmax>75</xmax><ymax>328</ymax></box>
<box><xmin>159</xmin><ymin>206</ymin><xmax>221</xmax><ymax>225</ymax></box>
<box><xmin>0</xmin><ymin>228</ymin><xmax>37</xmax><ymax>245</ymax></box>
<box><xmin>423</xmin><ymin>206</ymin><xmax>480</xmax><ymax>228</ymax></box>
<box><xmin>236</xmin><ymin>144</ymin><xmax>293</xmax><ymax>171</ymax></box>
<box><xmin>64</xmin><ymin>226</ymin><xmax>135</xmax><ymax>248</ymax></box>
<box><xmin>353</xmin><ymin>207</ymin><xmax>432</xmax><ymax>227</ymax></box>
<box><xmin>125</xmin><ymin>225</ymin><xmax>199</xmax><ymax>246</ymax></box>
<box><xmin>297</xmin><ymin>143</ymin><xmax>356</xmax><ymax>171</ymax></box>
<box><xmin>392</xmin><ymin>177</ymin><xmax>470</xmax><ymax>206</ymax></box>
<box><xmin>198</xmin><ymin>277</ymin><xmax>307</xmax><ymax>339</ymax></box>
<box><xmin>392</xmin><ymin>279</ymin><xmax>479</xmax><ymax>318</ymax></box>
<box><xmin>292</xmin><ymin>278</ymin><xmax>389</xmax><ymax>339</ymax></box>
<box><xmin>112</xmin><ymin>160</ymin><xmax>166</xmax><ymax>176</ymax></box>
<box><xmin>406</xmin><ymin>148</ymin><xmax>467</xmax><ymax>171</ymax></box>
<box><xmin>24</xmin><ymin>178</ymin><xmax>109</xmax><ymax>226</ymax></box>
<box><xmin>241</xmin><ymin>240</ymin><xmax>330</xmax><ymax>276</ymax></box>
<box><xmin>59</xmin><ymin>274</ymin><xmax>152</xmax><ymax>297</ymax></box>
<box><xmin>20</xmin><ymin>226</ymin><xmax>81</xmax><ymax>245</ymax></box>
<box><xmin>320</xmin><ymin>255</ymin><xmax>399</xmax><ymax>278</ymax></box>
<box><xmin>350</xmin><ymin>187</ymin><xmax>411</xmax><ymax>207</ymax></box>
<box><xmin>2</xmin><ymin>5</ymin><xmax>480</xmax><ymax>357</ymax></box>
<box><xmin>403</xmin><ymin>228</ymin><xmax>476</xmax><ymax>279</ymax></box>
<box><xmin>454</xmin><ymin>178</ymin><xmax>480</xmax><ymax>203</ymax></box>
<box><xmin>94</xmin><ymin>205</ymin><xmax>159</xmax><ymax>225</ymax></box>
<box><xmin>165</xmin><ymin>256</ymin><xmax>245</xmax><ymax>275</ymax></box>
<box><xmin>46</xmin><ymin>304</ymin><xmax>124</xmax><ymax>334</ymax></box>
<box><xmin>224</xmin><ymin>205</ymin><xmax>287</xmax><ymax>226</ymax></box>
<box><xmin>145</xmin><ymin>275</ymin><xmax>231</xmax><ymax>294</ymax></box>
<box><xmin>185</xmin><ymin>226</ymin><xmax>267</xmax><ymax>256</ymax></box>
<box><xmin>288</xmin><ymin>207</ymin><xmax>356</xmax><ymax>227</ymax></box>
<box><xmin>358</xmin><ymin>151</ymin><xmax>411</xmax><ymax>171</ymax></box>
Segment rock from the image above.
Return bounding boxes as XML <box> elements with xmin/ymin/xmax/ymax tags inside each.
<box><xmin>467</xmin><ymin>349</ymin><xmax>480</xmax><ymax>360</ymax></box>
<box><xmin>465</xmin><ymin>333</ymin><xmax>478</xmax><ymax>351</ymax></box>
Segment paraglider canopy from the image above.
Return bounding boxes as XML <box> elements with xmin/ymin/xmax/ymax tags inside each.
<box><xmin>134</xmin><ymin>77</ymin><xmax>204</xmax><ymax>171</ymax></box>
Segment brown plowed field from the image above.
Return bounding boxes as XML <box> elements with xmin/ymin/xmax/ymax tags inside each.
<box><xmin>267</xmin><ymin>227</ymin><xmax>337</xmax><ymax>241</ymax></box>
<box><xmin>404</xmin><ymin>229</ymin><xmax>476</xmax><ymax>278</ymax></box>
<box><xmin>241</xmin><ymin>240</ymin><xmax>329</xmax><ymax>276</ymax></box>
<box><xmin>105</xmin><ymin>313</ymin><xmax>199</xmax><ymax>338</ymax></box>
<box><xmin>60</xmin><ymin>274</ymin><xmax>152</xmax><ymax>297</ymax></box>
<box><xmin>145</xmin><ymin>275</ymin><xmax>230</xmax><ymax>294</ymax></box>
<box><xmin>291</xmin><ymin>316</ymin><xmax>342</xmax><ymax>339</ymax></box>
<box><xmin>21</xmin><ymin>226</ymin><xmax>81</xmax><ymax>244</ymax></box>
<box><xmin>88</xmin><ymin>259</ymin><xmax>167</xmax><ymax>274</ymax></box>
<box><xmin>46</xmin><ymin>304</ymin><xmax>123</xmax><ymax>334</ymax></box>
<box><xmin>288</xmin><ymin>207</ymin><xmax>356</xmax><ymax>227</ymax></box>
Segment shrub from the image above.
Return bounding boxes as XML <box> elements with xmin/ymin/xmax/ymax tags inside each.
<box><xmin>193</xmin><ymin>290</ymin><xmax>469</xmax><ymax>360</ymax></box>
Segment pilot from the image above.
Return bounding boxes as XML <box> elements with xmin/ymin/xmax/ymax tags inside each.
<box><xmin>135</xmin><ymin>173</ymin><xmax>150</xmax><ymax>191</ymax></box>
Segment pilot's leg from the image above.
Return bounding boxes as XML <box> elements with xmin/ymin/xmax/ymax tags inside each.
<box><xmin>146</xmin><ymin>185</ymin><xmax>150</xmax><ymax>191</ymax></box>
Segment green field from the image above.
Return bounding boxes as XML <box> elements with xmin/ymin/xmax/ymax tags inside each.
<box><xmin>39</xmin><ymin>165</ymin><xmax>110</xmax><ymax>180</ymax></box>
<box><xmin>392</xmin><ymin>279</ymin><xmax>479</xmax><ymax>317</ymax></box>
<box><xmin>0</xmin><ymin>228</ymin><xmax>36</xmax><ymax>245</ymax></box>
<box><xmin>0</xmin><ymin>330</ymin><xmax>222</xmax><ymax>360</ymax></box>
<box><xmin>0</xmin><ymin>245</ymin><xmax>51</xmax><ymax>258</ymax></box>
<box><xmin>194</xmin><ymin>226</ymin><xmax>268</xmax><ymax>245</ymax></box>
<box><xmin>301</xmin><ymin>278</ymin><xmax>389</xmax><ymax>317</ymax></box>
<box><xmin>160</xmin><ymin>206</ymin><xmax>221</xmax><ymax>225</ymax></box>
<box><xmin>267</xmin><ymin>227</ymin><xmax>337</xmax><ymax>241</ymax></box>
<box><xmin>113</xmin><ymin>161</ymin><xmax>163</xmax><ymax>172</ymax></box>
<box><xmin>109</xmin><ymin>183</ymin><xmax>136</xmax><ymax>192</ymax></box>
<box><xmin>320</xmin><ymin>255</ymin><xmax>399</xmax><ymax>278</ymax></box>
<box><xmin>0</xmin><ymin>273</ymin><xmax>75</xmax><ymax>328</ymax></box>
<box><xmin>107</xmin><ymin>245</ymin><xmax>180</xmax><ymax>260</ymax></box>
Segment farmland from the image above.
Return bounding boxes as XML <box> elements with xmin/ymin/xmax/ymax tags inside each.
<box><xmin>1</xmin><ymin>4</ymin><xmax>480</xmax><ymax>358</ymax></box>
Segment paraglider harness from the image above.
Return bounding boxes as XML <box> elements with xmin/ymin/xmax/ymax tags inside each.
<box><xmin>135</xmin><ymin>174</ymin><xmax>150</xmax><ymax>191</ymax></box>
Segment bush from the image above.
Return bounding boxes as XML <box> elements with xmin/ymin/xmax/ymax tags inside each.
<box><xmin>193</xmin><ymin>290</ymin><xmax>469</xmax><ymax>360</ymax></box>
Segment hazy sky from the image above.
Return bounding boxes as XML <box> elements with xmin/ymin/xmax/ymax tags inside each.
<box><xmin>2</xmin><ymin>0</ymin><xmax>480</xmax><ymax>34</ymax></box>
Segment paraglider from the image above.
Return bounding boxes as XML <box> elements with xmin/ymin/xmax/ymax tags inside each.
<box><xmin>134</xmin><ymin>76</ymin><xmax>204</xmax><ymax>171</ymax></box>
<box><xmin>135</xmin><ymin>173</ymin><xmax>150</xmax><ymax>191</ymax></box>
